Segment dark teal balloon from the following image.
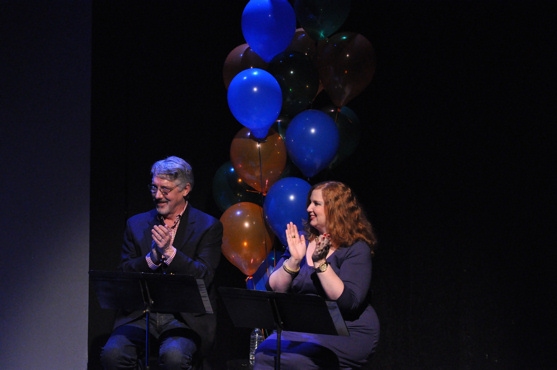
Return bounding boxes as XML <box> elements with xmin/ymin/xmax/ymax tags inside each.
<box><xmin>268</xmin><ymin>51</ymin><xmax>320</xmax><ymax>118</ymax></box>
<box><xmin>294</xmin><ymin>0</ymin><xmax>351</xmax><ymax>41</ymax></box>
<box><xmin>321</xmin><ymin>105</ymin><xmax>361</xmax><ymax>169</ymax></box>
<box><xmin>212</xmin><ymin>161</ymin><xmax>264</xmax><ymax>212</ymax></box>
<box><xmin>272</xmin><ymin>116</ymin><xmax>291</xmax><ymax>141</ymax></box>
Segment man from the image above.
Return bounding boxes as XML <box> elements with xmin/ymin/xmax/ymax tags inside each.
<box><xmin>101</xmin><ymin>156</ymin><xmax>223</xmax><ymax>370</ymax></box>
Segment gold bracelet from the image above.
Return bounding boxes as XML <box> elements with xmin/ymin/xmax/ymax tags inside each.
<box><xmin>282</xmin><ymin>259</ymin><xmax>300</xmax><ymax>277</ymax></box>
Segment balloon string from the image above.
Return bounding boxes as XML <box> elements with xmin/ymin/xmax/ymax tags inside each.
<box><xmin>258</xmin><ymin>204</ymin><xmax>269</xmax><ymax>279</ymax></box>
<box><xmin>257</xmin><ymin>142</ymin><xmax>265</xmax><ymax>195</ymax></box>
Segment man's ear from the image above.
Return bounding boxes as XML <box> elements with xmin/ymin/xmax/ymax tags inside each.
<box><xmin>181</xmin><ymin>183</ymin><xmax>192</xmax><ymax>197</ymax></box>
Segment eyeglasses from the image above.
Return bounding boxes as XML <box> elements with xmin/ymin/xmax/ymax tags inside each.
<box><xmin>148</xmin><ymin>184</ymin><xmax>178</xmax><ymax>196</ymax></box>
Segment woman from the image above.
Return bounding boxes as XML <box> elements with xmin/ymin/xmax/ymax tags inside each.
<box><xmin>254</xmin><ymin>181</ymin><xmax>380</xmax><ymax>369</ymax></box>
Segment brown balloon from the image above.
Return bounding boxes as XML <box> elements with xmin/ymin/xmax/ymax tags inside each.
<box><xmin>230</xmin><ymin>127</ymin><xmax>287</xmax><ymax>195</ymax></box>
<box><xmin>223</xmin><ymin>43</ymin><xmax>268</xmax><ymax>89</ymax></box>
<box><xmin>316</xmin><ymin>32</ymin><xmax>376</xmax><ymax>107</ymax></box>
<box><xmin>220</xmin><ymin>202</ymin><xmax>274</xmax><ymax>276</ymax></box>
<box><xmin>286</xmin><ymin>28</ymin><xmax>317</xmax><ymax>60</ymax></box>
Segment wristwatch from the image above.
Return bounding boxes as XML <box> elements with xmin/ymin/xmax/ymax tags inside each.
<box><xmin>316</xmin><ymin>261</ymin><xmax>329</xmax><ymax>273</ymax></box>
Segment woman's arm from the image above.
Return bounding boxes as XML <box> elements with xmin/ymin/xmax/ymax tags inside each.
<box><xmin>268</xmin><ymin>222</ymin><xmax>307</xmax><ymax>292</ymax></box>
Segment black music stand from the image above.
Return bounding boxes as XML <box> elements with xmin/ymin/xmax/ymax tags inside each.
<box><xmin>219</xmin><ymin>287</ymin><xmax>348</xmax><ymax>370</ymax></box>
<box><xmin>90</xmin><ymin>270</ymin><xmax>213</xmax><ymax>369</ymax></box>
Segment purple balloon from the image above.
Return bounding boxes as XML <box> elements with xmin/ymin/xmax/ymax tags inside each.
<box><xmin>242</xmin><ymin>0</ymin><xmax>296</xmax><ymax>63</ymax></box>
<box><xmin>285</xmin><ymin>109</ymin><xmax>339</xmax><ymax>178</ymax></box>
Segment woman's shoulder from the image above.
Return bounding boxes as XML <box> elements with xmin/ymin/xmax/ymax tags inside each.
<box><xmin>335</xmin><ymin>240</ymin><xmax>371</xmax><ymax>257</ymax></box>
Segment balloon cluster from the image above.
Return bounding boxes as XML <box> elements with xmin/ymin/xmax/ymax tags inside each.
<box><xmin>215</xmin><ymin>0</ymin><xmax>376</xmax><ymax>282</ymax></box>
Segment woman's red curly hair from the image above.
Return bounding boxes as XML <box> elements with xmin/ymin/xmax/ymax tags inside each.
<box><xmin>305</xmin><ymin>181</ymin><xmax>377</xmax><ymax>255</ymax></box>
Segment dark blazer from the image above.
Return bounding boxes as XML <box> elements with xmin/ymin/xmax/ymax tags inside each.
<box><xmin>113</xmin><ymin>204</ymin><xmax>223</xmax><ymax>357</ymax></box>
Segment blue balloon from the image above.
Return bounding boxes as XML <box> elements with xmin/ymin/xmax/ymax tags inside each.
<box><xmin>242</xmin><ymin>0</ymin><xmax>296</xmax><ymax>63</ymax></box>
<box><xmin>246</xmin><ymin>249</ymin><xmax>282</xmax><ymax>290</ymax></box>
<box><xmin>263</xmin><ymin>177</ymin><xmax>311</xmax><ymax>246</ymax></box>
<box><xmin>227</xmin><ymin>68</ymin><xmax>283</xmax><ymax>139</ymax></box>
<box><xmin>285</xmin><ymin>109</ymin><xmax>340</xmax><ymax>178</ymax></box>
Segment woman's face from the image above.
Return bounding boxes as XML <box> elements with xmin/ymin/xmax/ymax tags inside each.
<box><xmin>307</xmin><ymin>189</ymin><xmax>327</xmax><ymax>234</ymax></box>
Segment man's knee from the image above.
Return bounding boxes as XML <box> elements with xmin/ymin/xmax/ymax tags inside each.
<box><xmin>100</xmin><ymin>344</ymin><xmax>136</xmax><ymax>369</ymax></box>
<box><xmin>159</xmin><ymin>335</ymin><xmax>198</xmax><ymax>370</ymax></box>
<box><xmin>159</xmin><ymin>348</ymin><xmax>194</xmax><ymax>369</ymax></box>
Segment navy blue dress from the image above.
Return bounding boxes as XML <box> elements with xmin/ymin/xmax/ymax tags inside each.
<box><xmin>254</xmin><ymin>240</ymin><xmax>380</xmax><ymax>369</ymax></box>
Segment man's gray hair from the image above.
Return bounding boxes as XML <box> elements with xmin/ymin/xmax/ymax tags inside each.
<box><xmin>150</xmin><ymin>156</ymin><xmax>194</xmax><ymax>190</ymax></box>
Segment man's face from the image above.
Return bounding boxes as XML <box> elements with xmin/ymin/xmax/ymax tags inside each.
<box><xmin>150</xmin><ymin>176</ymin><xmax>190</xmax><ymax>218</ymax></box>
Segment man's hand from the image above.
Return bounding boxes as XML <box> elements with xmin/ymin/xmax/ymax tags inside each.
<box><xmin>152</xmin><ymin>224</ymin><xmax>172</xmax><ymax>252</ymax></box>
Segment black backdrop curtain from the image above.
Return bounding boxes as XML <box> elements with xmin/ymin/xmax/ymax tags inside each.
<box><xmin>89</xmin><ymin>1</ymin><xmax>555</xmax><ymax>368</ymax></box>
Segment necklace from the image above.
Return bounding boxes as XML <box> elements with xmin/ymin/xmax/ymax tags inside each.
<box><xmin>158</xmin><ymin>213</ymin><xmax>181</xmax><ymax>228</ymax></box>
<box><xmin>157</xmin><ymin>204</ymin><xmax>187</xmax><ymax>245</ymax></box>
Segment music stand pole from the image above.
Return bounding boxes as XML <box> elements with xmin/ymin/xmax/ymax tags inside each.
<box><xmin>271</xmin><ymin>298</ymin><xmax>282</xmax><ymax>370</ymax></box>
<box><xmin>142</xmin><ymin>279</ymin><xmax>153</xmax><ymax>370</ymax></box>
<box><xmin>145</xmin><ymin>308</ymin><xmax>150</xmax><ymax>369</ymax></box>
<box><xmin>275</xmin><ymin>328</ymin><xmax>282</xmax><ymax>370</ymax></box>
